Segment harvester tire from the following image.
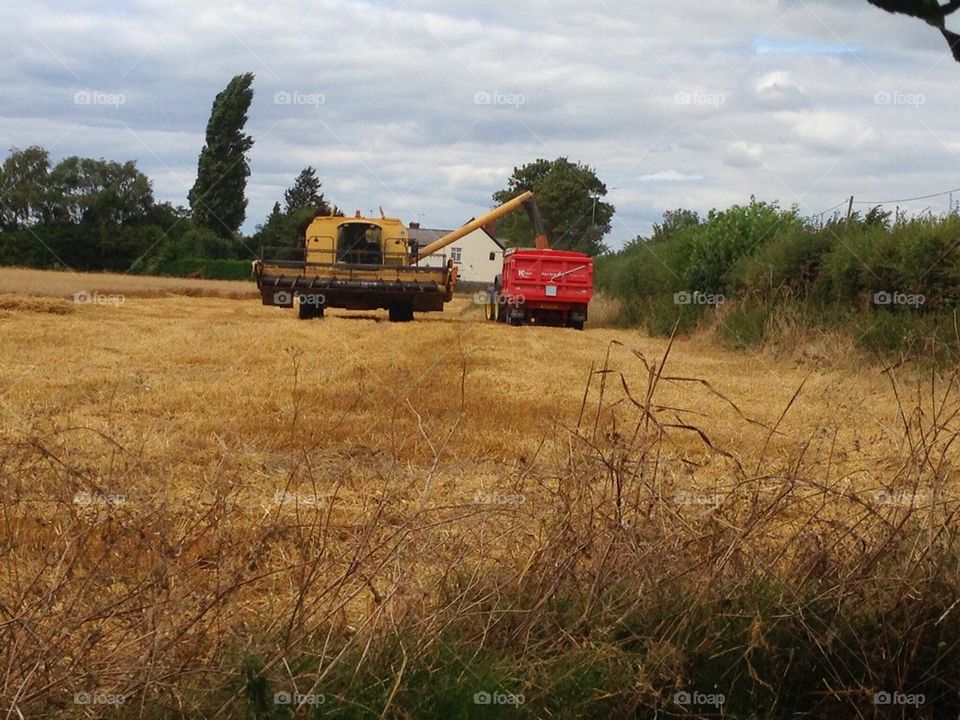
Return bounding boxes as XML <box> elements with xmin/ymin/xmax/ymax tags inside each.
<box><xmin>388</xmin><ymin>302</ymin><xmax>414</xmax><ymax>323</ymax></box>
<box><xmin>297</xmin><ymin>302</ymin><xmax>323</xmax><ymax>320</ymax></box>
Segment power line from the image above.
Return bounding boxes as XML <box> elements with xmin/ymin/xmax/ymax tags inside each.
<box><xmin>852</xmin><ymin>186</ymin><xmax>960</xmax><ymax>205</ymax></box>
<box><xmin>811</xmin><ymin>199</ymin><xmax>849</xmax><ymax>217</ymax></box>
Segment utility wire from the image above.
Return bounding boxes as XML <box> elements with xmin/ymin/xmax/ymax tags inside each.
<box><xmin>852</xmin><ymin>186</ymin><xmax>960</xmax><ymax>205</ymax></box>
<box><xmin>811</xmin><ymin>199</ymin><xmax>849</xmax><ymax>217</ymax></box>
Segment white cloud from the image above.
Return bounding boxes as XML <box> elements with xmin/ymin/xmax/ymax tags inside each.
<box><xmin>754</xmin><ymin>70</ymin><xmax>808</xmax><ymax>110</ymax></box>
<box><xmin>724</xmin><ymin>141</ymin><xmax>764</xmax><ymax>168</ymax></box>
<box><xmin>783</xmin><ymin>111</ymin><xmax>874</xmax><ymax>149</ymax></box>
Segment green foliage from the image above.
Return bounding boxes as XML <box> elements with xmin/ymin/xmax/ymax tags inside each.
<box><xmin>219</xmin><ymin>563</ymin><xmax>960</xmax><ymax>719</ymax></box>
<box><xmin>598</xmin><ymin>201</ymin><xmax>960</xmax><ymax>362</ymax></box>
<box><xmin>0</xmin><ymin>147</ymin><xmax>156</xmax><ymax>231</ymax></box>
<box><xmin>283</xmin><ymin>167</ymin><xmax>330</xmax><ymax>215</ymax></box>
<box><xmin>651</xmin><ymin>208</ymin><xmax>701</xmax><ymax>243</ymax></box>
<box><xmin>0</xmin><ymin>143</ymin><xmax>258</xmax><ymax>275</ymax></box>
<box><xmin>0</xmin><ymin>222</ymin><xmax>168</xmax><ymax>272</ymax></box>
<box><xmin>717</xmin><ymin>301</ymin><xmax>769</xmax><ymax>349</ymax></box>
<box><xmin>731</xmin><ymin>227</ymin><xmax>835</xmax><ymax>299</ymax></box>
<box><xmin>189</xmin><ymin>73</ymin><xmax>256</xmax><ymax>238</ymax></box>
<box><xmin>253</xmin><ymin>206</ymin><xmax>318</xmax><ymax>250</ymax></box>
<box><xmin>48</xmin><ymin>156</ymin><xmax>154</xmax><ymax>226</ymax></box>
<box><xmin>241</xmin><ymin>654</ymin><xmax>274</xmax><ymax>719</ymax></box>
<box><xmin>684</xmin><ymin>200</ymin><xmax>802</xmax><ymax>293</ymax></box>
<box><xmin>0</xmin><ymin>146</ymin><xmax>52</xmax><ymax>229</ymax></box>
<box><xmin>0</xmin><ymin>146</ymin><xmax>174</xmax><ymax>271</ymax></box>
<box><xmin>251</xmin><ymin>168</ymin><xmax>340</xmax><ymax>251</ymax></box>
<box><xmin>492</xmin><ymin>157</ymin><xmax>614</xmax><ymax>255</ymax></box>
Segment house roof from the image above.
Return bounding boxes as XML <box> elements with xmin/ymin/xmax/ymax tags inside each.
<box><xmin>408</xmin><ymin>224</ymin><xmax>505</xmax><ymax>249</ymax></box>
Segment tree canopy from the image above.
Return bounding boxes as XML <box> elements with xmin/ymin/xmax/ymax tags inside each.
<box><xmin>254</xmin><ymin>168</ymin><xmax>340</xmax><ymax>249</ymax></box>
<box><xmin>0</xmin><ymin>147</ymin><xmax>155</xmax><ymax>231</ymax></box>
<box><xmin>492</xmin><ymin>158</ymin><xmax>614</xmax><ymax>256</ymax></box>
<box><xmin>188</xmin><ymin>72</ymin><xmax>255</xmax><ymax>238</ymax></box>
<box><xmin>283</xmin><ymin>166</ymin><xmax>330</xmax><ymax>215</ymax></box>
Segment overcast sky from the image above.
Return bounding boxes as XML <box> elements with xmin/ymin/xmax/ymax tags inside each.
<box><xmin>3</xmin><ymin>0</ymin><xmax>960</xmax><ymax>248</ymax></box>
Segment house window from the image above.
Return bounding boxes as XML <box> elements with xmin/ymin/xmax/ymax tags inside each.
<box><xmin>450</xmin><ymin>247</ymin><xmax>462</xmax><ymax>264</ymax></box>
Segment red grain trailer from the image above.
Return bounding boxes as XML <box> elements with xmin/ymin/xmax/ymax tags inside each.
<box><xmin>486</xmin><ymin>248</ymin><xmax>593</xmax><ymax>330</ymax></box>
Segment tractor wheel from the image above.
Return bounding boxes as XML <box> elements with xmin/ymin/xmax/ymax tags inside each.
<box><xmin>484</xmin><ymin>292</ymin><xmax>497</xmax><ymax>322</ymax></box>
<box><xmin>496</xmin><ymin>296</ymin><xmax>508</xmax><ymax>323</ymax></box>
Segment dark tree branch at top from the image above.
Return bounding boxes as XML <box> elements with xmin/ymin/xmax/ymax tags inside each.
<box><xmin>868</xmin><ymin>0</ymin><xmax>960</xmax><ymax>61</ymax></box>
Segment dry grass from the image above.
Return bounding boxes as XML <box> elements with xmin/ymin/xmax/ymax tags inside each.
<box><xmin>0</xmin><ymin>266</ymin><xmax>258</xmax><ymax>299</ymax></box>
<box><xmin>583</xmin><ymin>292</ymin><xmax>622</xmax><ymax>328</ymax></box>
<box><xmin>0</xmin><ymin>268</ymin><xmax>958</xmax><ymax>718</ymax></box>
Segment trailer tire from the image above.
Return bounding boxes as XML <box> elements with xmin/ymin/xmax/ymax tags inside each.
<box><xmin>571</xmin><ymin>320</ymin><xmax>584</xmax><ymax>331</ymax></box>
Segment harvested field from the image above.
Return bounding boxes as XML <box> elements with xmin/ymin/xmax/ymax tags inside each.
<box><xmin>0</xmin><ymin>268</ymin><xmax>957</xmax><ymax>718</ymax></box>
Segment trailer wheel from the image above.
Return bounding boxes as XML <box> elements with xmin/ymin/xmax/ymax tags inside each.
<box><xmin>388</xmin><ymin>302</ymin><xmax>414</xmax><ymax>322</ymax></box>
<box><xmin>571</xmin><ymin>320</ymin><xmax>584</xmax><ymax>331</ymax></box>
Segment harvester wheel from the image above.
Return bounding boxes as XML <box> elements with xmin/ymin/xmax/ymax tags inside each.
<box><xmin>297</xmin><ymin>302</ymin><xmax>323</xmax><ymax>320</ymax></box>
<box><xmin>388</xmin><ymin>302</ymin><xmax>414</xmax><ymax>322</ymax></box>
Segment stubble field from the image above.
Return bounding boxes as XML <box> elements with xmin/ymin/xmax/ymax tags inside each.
<box><xmin>1</xmin><ymin>268</ymin><xmax>957</xmax><ymax>718</ymax></box>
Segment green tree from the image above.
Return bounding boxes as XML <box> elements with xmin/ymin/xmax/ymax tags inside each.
<box><xmin>0</xmin><ymin>146</ymin><xmax>53</xmax><ymax>229</ymax></box>
<box><xmin>189</xmin><ymin>72</ymin><xmax>255</xmax><ymax>238</ymax></box>
<box><xmin>492</xmin><ymin>157</ymin><xmax>614</xmax><ymax>255</ymax></box>
<box><xmin>864</xmin><ymin>206</ymin><xmax>893</xmax><ymax>228</ymax></box>
<box><xmin>253</xmin><ymin>204</ymin><xmax>319</xmax><ymax>250</ymax></box>
<box><xmin>685</xmin><ymin>200</ymin><xmax>803</xmax><ymax>293</ymax></box>
<box><xmin>253</xmin><ymin>201</ymin><xmax>288</xmax><ymax>248</ymax></box>
<box><xmin>283</xmin><ymin>166</ymin><xmax>330</xmax><ymax>215</ymax></box>
<box><xmin>651</xmin><ymin>209</ymin><xmax>701</xmax><ymax>244</ymax></box>
<box><xmin>48</xmin><ymin>157</ymin><xmax>154</xmax><ymax>226</ymax></box>
<box><xmin>867</xmin><ymin>1</ymin><xmax>960</xmax><ymax>60</ymax></box>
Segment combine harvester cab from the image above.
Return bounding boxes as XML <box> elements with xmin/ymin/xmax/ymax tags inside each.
<box><xmin>253</xmin><ymin>191</ymin><xmax>541</xmax><ymax>322</ymax></box>
<box><xmin>491</xmin><ymin>249</ymin><xmax>593</xmax><ymax>330</ymax></box>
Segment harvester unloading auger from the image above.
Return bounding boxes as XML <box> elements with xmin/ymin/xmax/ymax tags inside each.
<box><xmin>253</xmin><ymin>191</ymin><xmax>547</xmax><ymax>322</ymax></box>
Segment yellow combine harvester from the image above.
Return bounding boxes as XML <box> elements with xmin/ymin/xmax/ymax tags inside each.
<box><xmin>253</xmin><ymin>191</ymin><xmax>545</xmax><ymax>322</ymax></box>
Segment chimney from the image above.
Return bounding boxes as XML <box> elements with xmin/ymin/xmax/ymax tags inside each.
<box><xmin>409</xmin><ymin>221</ymin><xmax>420</xmax><ymax>229</ymax></box>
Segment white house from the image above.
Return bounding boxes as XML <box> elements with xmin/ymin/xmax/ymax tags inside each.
<box><xmin>408</xmin><ymin>223</ymin><xmax>504</xmax><ymax>283</ymax></box>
